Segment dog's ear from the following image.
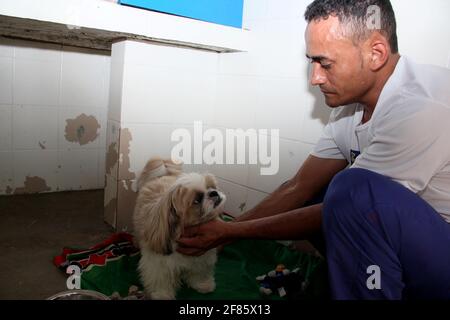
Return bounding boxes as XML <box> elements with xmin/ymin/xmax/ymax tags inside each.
<box><xmin>137</xmin><ymin>158</ymin><xmax>166</xmax><ymax>191</ymax></box>
<box><xmin>142</xmin><ymin>185</ymin><xmax>192</xmax><ymax>255</ymax></box>
<box><xmin>163</xmin><ymin>158</ymin><xmax>183</xmax><ymax>176</ymax></box>
<box><xmin>204</xmin><ymin>173</ymin><xmax>218</xmax><ymax>189</ymax></box>
<box><xmin>169</xmin><ymin>185</ymin><xmax>195</xmax><ymax>237</ymax></box>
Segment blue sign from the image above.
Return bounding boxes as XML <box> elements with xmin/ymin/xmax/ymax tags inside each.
<box><xmin>119</xmin><ymin>0</ymin><xmax>244</xmax><ymax>28</ymax></box>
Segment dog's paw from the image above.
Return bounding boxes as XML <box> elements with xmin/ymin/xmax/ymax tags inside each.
<box><xmin>189</xmin><ymin>277</ymin><xmax>216</xmax><ymax>294</ymax></box>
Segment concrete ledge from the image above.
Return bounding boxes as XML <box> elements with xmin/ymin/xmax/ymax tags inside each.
<box><xmin>0</xmin><ymin>0</ymin><xmax>249</xmax><ymax>52</ymax></box>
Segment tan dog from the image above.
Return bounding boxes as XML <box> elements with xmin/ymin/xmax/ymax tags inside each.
<box><xmin>133</xmin><ymin>157</ymin><xmax>226</xmax><ymax>299</ymax></box>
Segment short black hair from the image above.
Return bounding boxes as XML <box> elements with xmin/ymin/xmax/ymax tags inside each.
<box><xmin>304</xmin><ymin>0</ymin><xmax>398</xmax><ymax>53</ymax></box>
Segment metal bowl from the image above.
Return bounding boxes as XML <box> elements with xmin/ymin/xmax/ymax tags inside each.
<box><xmin>47</xmin><ymin>289</ymin><xmax>110</xmax><ymax>300</ymax></box>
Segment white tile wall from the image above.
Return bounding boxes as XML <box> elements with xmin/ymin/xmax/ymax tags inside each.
<box><xmin>242</xmin><ymin>0</ymin><xmax>268</xmax><ymax>24</ymax></box>
<box><xmin>247</xmin><ymin>138</ymin><xmax>314</xmax><ymax>194</ymax></box>
<box><xmin>393</xmin><ymin>0</ymin><xmax>450</xmax><ymax>68</ymax></box>
<box><xmin>103</xmin><ymin>57</ymin><xmax>111</xmax><ymax>108</ymax></box>
<box><xmin>213</xmin><ymin>75</ymin><xmax>258</xmax><ymax>129</ymax></box>
<box><xmin>58</xmin><ymin>148</ymin><xmax>99</xmax><ymax>190</ymax></box>
<box><xmin>216</xmin><ymin>178</ymin><xmax>249</xmax><ymax>217</ymax></box>
<box><xmin>61</xmin><ymin>47</ymin><xmax>110</xmax><ymax>108</ymax></box>
<box><xmin>211</xmin><ymin>163</ymin><xmax>250</xmax><ymax>187</ymax></box>
<box><xmin>203</xmin><ymin>126</ymin><xmax>250</xmax><ymax>186</ymax></box>
<box><xmin>246</xmin><ymin>18</ymin><xmax>269</xmax><ymax>49</ymax></box>
<box><xmin>121</xmin><ymin>65</ymin><xmax>216</xmax><ymax>125</ymax></box>
<box><xmin>254</xmin><ymin>77</ymin><xmax>306</xmax><ymax>140</ymax></box>
<box><xmin>108</xmin><ymin>41</ymin><xmax>126</xmax><ymax>122</ymax></box>
<box><xmin>0</xmin><ymin>151</ymin><xmax>14</xmax><ymax>193</ymax></box>
<box><xmin>13</xmin><ymin>149</ymin><xmax>58</xmax><ymax>191</ymax></box>
<box><xmin>0</xmin><ymin>57</ymin><xmax>13</xmax><ymax>104</ymax></box>
<box><xmin>266</xmin><ymin>0</ymin><xmax>304</xmax><ymax>20</ymax></box>
<box><xmin>299</xmin><ymin>90</ymin><xmax>332</xmax><ymax>144</ymax></box>
<box><xmin>14</xmin><ymin>40</ymin><xmax>62</xmax><ymax>62</ymax></box>
<box><xmin>0</xmin><ymin>38</ymin><xmax>14</xmax><ymax>57</ymax></box>
<box><xmin>124</xmin><ymin>41</ymin><xmax>218</xmax><ymax>74</ymax></box>
<box><xmin>0</xmin><ymin>38</ymin><xmax>110</xmax><ymax>195</ymax></box>
<box><xmin>256</xmin><ymin>19</ymin><xmax>306</xmax><ymax>78</ymax></box>
<box><xmin>12</xmin><ymin>105</ymin><xmax>58</xmax><ymax>150</ymax></box>
<box><xmin>14</xmin><ymin>58</ymin><xmax>61</xmax><ymax>106</ymax></box>
<box><xmin>218</xmin><ymin>51</ymin><xmax>258</xmax><ymax>77</ymax></box>
<box><xmin>0</xmin><ymin>105</ymin><xmax>12</xmax><ymax>151</ymax></box>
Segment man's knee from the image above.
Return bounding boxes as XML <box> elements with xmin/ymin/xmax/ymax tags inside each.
<box><xmin>323</xmin><ymin>168</ymin><xmax>385</xmax><ymax>225</ymax></box>
<box><xmin>325</xmin><ymin>168</ymin><xmax>378</xmax><ymax>203</ymax></box>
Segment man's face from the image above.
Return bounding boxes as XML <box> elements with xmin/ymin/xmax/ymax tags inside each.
<box><xmin>305</xmin><ymin>16</ymin><xmax>372</xmax><ymax>108</ymax></box>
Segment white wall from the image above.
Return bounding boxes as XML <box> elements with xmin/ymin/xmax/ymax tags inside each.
<box><xmin>393</xmin><ymin>0</ymin><xmax>450</xmax><ymax>68</ymax></box>
<box><xmin>0</xmin><ymin>38</ymin><xmax>110</xmax><ymax>195</ymax></box>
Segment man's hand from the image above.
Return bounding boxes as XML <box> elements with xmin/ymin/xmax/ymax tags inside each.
<box><xmin>177</xmin><ymin>219</ymin><xmax>230</xmax><ymax>256</ymax></box>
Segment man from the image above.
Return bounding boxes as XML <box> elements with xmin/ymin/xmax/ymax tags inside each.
<box><xmin>177</xmin><ymin>0</ymin><xmax>450</xmax><ymax>299</ymax></box>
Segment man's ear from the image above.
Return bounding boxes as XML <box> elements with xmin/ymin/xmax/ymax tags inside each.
<box><xmin>367</xmin><ymin>32</ymin><xmax>389</xmax><ymax>71</ymax></box>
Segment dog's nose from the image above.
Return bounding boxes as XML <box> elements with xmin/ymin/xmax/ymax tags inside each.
<box><xmin>208</xmin><ymin>190</ymin><xmax>222</xmax><ymax>206</ymax></box>
<box><xmin>208</xmin><ymin>190</ymin><xmax>219</xmax><ymax>198</ymax></box>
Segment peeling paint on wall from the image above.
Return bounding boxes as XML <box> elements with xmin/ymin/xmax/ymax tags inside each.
<box><xmin>104</xmin><ymin>198</ymin><xmax>117</xmax><ymax>229</ymax></box>
<box><xmin>104</xmin><ymin>176</ymin><xmax>117</xmax><ymax>208</ymax></box>
<box><xmin>104</xmin><ymin>175</ymin><xmax>118</xmax><ymax>228</ymax></box>
<box><xmin>14</xmin><ymin>176</ymin><xmax>51</xmax><ymax>194</ymax></box>
<box><xmin>116</xmin><ymin>180</ymin><xmax>138</xmax><ymax>232</ymax></box>
<box><xmin>119</xmin><ymin>128</ymin><xmax>136</xmax><ymax>180</ymax></box>
<box><xmin>105</xmin><ymin>142</ymin><xmax>118</xmax><ymax>175</ymax></box>
<box><xmin>65</xmin><ymin>113</ymin><xmax>100</xmax><ymax>145</ymax></box>
<box><xmin>104</xmin><ymin>128</ymin><xmax>138</xmax><ymax>230</ymax></box>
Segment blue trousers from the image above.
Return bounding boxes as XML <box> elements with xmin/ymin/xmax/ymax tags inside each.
<box><xmin>322</xmin><ymin>168</ymin><xmax>450</xmax><ymax>299</ymax></box>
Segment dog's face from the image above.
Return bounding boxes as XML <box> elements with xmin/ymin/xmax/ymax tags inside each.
<box><xmin>173</xmin><ymin>173</ymin><xmax>226</xmax><ymax>227</ymax></box>
<box><xmin>144</xmin><ymin>172</ymin><xmax>226</xmax><ymax>255</ymax></box>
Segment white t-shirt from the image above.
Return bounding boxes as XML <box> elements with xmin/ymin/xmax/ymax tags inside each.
<box><xmin>311</xmin><ymin>56</ymin><xmax>450</xmax><ymax>223</ymax></box>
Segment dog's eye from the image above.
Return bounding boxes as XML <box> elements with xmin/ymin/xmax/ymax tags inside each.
<box><xmin>193</xmin><ymin>192</ymin><xmax>204</xmax><ymax>205</ymax></box>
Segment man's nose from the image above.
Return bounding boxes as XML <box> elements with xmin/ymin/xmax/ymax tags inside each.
<box><xmin>310</xmin><ymin>63</ymin><xmax>326</xmax><ymax>86</ymax></box>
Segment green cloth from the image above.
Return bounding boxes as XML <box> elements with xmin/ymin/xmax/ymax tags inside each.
<box><xmin>80</xmin><ymin>239</ymin><xmax>328</xmax><ymax>300</ymax></box>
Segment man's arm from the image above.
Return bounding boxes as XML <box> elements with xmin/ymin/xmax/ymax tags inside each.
<box><xmin>177</xmin><ymin>156</ymin><xmax>347</xmax><ymax>255</ymax></box>
<box><xmin>177</xmin><ymin>203</ymin><xmax>324</xmax><ymax>256</ymax></box>
<box><xmin>227</xmin><ymin>203</ymin><xmax>324</xmax><ymax>240</ymax></box>
<box><xmin>236</xmin><ymin>155</ymin><xmax>348</xmax><ymax>222</ymax></box>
